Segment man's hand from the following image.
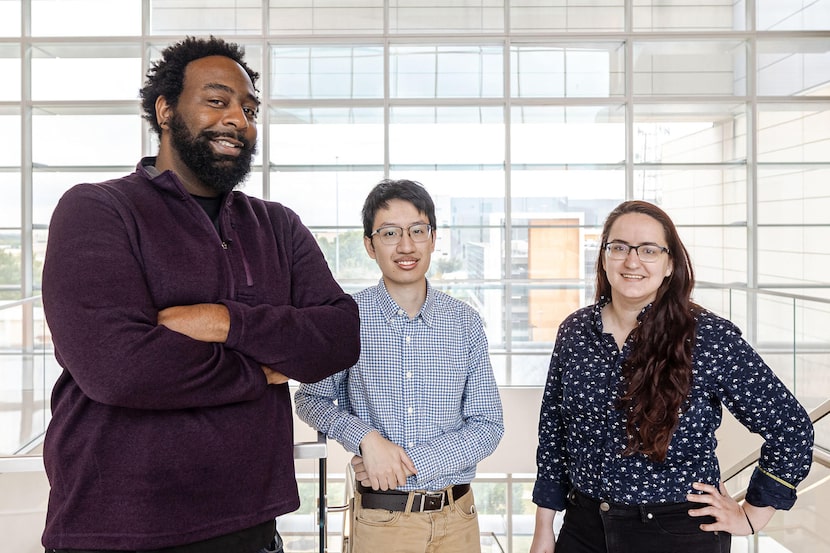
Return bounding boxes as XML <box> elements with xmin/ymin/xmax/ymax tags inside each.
<box><xmin>157</xmin><ymin>304</ymin><xmax>230</xmax><ymax>343</ymax></box>
<box><xmin>354</xmin><ymin>431</ymin><xmax>417</xmax><ymax>491</ymax></box>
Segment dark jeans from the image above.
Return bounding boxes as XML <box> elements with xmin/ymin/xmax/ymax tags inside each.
<box><xmin>46</xmin><ymin>530</ymin><xmax>283</xmax><ymax>553</ymax></box>
<box><xmin>557</xmin><ymin>490</ymin><xmax>731</xmax><ymax>553</ymax></box>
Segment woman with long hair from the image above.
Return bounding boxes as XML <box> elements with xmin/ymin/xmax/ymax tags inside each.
<box><xmin>529</xmin><ymin>200</ymin><xmax>813</xmax><ymax>553</ymax></box>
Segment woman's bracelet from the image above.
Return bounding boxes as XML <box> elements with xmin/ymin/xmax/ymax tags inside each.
<box><xmin>742</xmin><ymin>506</ymin><xmax>755</xmax><ymax>535</ymax></box>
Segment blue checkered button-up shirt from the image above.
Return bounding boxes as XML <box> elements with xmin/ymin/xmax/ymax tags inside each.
<box><xmin>295</xmin><ymin>278</ymin><xmax>504</xmax><ymax>491</ymax></box>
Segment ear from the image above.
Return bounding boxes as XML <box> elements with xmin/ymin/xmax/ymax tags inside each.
<box><xmin>156</xmin><ymin>96</ymin><xmax>172</xmax><ymax>130</ymax></box>
<box><xmin>665</xmin><ymin>261</ymin><xmax>673</xmax><ymax>278</ymax></box>
<box><xmin>363</xmin><ymin>235</ymin><xmax>377</xmax><ymax>260</ymax></box>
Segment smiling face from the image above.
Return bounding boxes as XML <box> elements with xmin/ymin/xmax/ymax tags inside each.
<box><xmin>602</xmin><ymin>212</ymin><xmax>673</xmax><ymax>308</ymax></box>
<box><xmin>156</xmin><ymin>55</ymin><xmax>259</xmax><ymax>196</ymax></box>
<box><xmin>364</xmin><ymin>198</ymin><xmax>435</xmax><ymax>294</ymax></box>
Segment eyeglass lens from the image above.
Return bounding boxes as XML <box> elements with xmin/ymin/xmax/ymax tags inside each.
<box><xmin>375</xmin><ymin>224</ymin><xmax>432</xmax><ymax>245</ymax></box>
<box><xmin>605</xmin><ymin>242</ymin><xmax>665</xmax><ymax>263</ymax></box>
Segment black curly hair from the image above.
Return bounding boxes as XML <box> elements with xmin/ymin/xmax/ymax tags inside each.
<box><xmin>140</xmin><ymin>36</ymin><xmax>260</xmax><ymax>137</ymax></box>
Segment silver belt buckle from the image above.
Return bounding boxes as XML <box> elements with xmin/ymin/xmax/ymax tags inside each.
<box><xmin>419</xmin><ymin>491</ymin><xmax>445</xmax><ymax>512</ymax></box>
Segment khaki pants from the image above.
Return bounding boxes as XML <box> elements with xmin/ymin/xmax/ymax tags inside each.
<box><xmin>349</xmin><ymin>486</ymin><xmax>481</xmax><ymax>553</ymax></box>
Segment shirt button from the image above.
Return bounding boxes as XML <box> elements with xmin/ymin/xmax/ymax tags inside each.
<box><xmin>397</xmin><ymin>309</ymin><xmax>405</xmax><ymax>316</ymax></box>
<box><xmin>408</xmin><ymin>442</ymin><xmax>414</xmax><ymax>448</ymax></box>
<box><xmin>600</xmin><ymin>502</ymin><xmax>610</xmax><ymax>512</ymax></box>
<box><xmin>406</xmin><ymin>371</ymin><xmax>413</xmax><ymax>378</ymax></box>
<box><xmin>405</xmin><ymin>336</ymin><xmax>411</xmax><ymax>343</ymax></box>
<box><xmin>407</xmin><ymin>407</ymin><xmax>414</xmax><ymax>414</ymax></box>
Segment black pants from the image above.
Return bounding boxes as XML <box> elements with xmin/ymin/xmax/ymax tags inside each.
<box><xmin>557</xmin><ymin>490</ymin><xmax>731</xmax><ymax>553</ymax></box>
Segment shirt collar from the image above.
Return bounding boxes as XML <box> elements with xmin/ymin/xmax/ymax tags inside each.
<box><xmin>137</xmin><ymin>157</ymin><xmax>234</xmax><ymax>206</ymax></box>
<box><xmin>592</xmin><ymin>296</ymin><xmax>653</xmax><ymax>331</ymax></box>
<box><xmin>372</xmin><ymin>277</ymin><xmax>437</xmax><ymax>327</ymax></box>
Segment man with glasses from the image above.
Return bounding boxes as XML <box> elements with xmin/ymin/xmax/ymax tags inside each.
<box><xmin>296</xmin><ymin>179</ymin><xmax>504</xmax><ymax>552</ymax></box>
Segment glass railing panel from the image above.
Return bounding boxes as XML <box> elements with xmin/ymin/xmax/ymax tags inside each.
<box><xmin>696</xmin><ymin>284</ymin><xmax>830</xmax><ymax>417</ymax></box>
<box><xmin>0</xmin><ymin>296</ymin><xmax>55</xmax><ymax>458</ymax></box>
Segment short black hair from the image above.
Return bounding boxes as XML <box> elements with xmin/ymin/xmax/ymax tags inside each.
<box><xmin>139</xmin><ymin>36</ymin><xmax>260</xmax><ymax>137</ymax></box>
<box><xmin>362</xmin><ymin>179</ymin><xmax>437</xmax><ymax>237</ymax></box>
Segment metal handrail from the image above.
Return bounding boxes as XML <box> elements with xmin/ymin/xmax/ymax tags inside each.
<box><xmin>0</xmin><ymin>431</ymin><xmax>328</xmax><ymax>471</ymax></box>
<box><xmin>0</xmin><ymin>295</ymin><xmax>42</xmax><ymax>311</ymax></box>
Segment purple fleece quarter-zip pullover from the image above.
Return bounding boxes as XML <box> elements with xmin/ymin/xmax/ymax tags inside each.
<box><xmin>41</xmin><ymin>158</ymin><xmax>360</xmax><ymax>550</ymax></box>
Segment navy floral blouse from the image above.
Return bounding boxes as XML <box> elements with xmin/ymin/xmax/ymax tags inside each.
<box><xmin>532</xmin><ymin>301</ymin><xmax>814</xmax><ymax>511</ymax></box>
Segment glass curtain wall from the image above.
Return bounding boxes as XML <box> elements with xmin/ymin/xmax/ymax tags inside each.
<box><xmin>2</xmin><ymin>1</ymin><xmax>829</xmax><ymax>551</ymax></box>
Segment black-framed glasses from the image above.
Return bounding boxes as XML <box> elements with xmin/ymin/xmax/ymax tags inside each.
<box><xmin>604</xmin><ymin>241</ymin><xmax>669</xmax><ymax>263</ymax></box>
<box><xmin>370</xmin><ymin>223</ymin><xmax>433</xmax><ymax>246</ymax></box>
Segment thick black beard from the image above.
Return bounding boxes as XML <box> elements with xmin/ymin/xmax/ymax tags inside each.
<box><xmin>169</xmin><ymin>113</ymin><xmax>256</xmax><ymax>195</ymax></box>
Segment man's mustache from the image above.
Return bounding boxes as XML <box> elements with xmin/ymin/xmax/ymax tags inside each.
<box><xmin>201</xmin><ymin>130</ymin><xmax>253</xmax><ymax>151</ymax></box>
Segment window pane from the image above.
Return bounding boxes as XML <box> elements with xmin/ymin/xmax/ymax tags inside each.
<box><xmin>758</xmin><ymin>0</ymin><xmax>830</xmax><ymax>31</ymax></box>
<box><xmin>150</xmin><ymin>0</ymin><xmax>261</xmax><ymax>35</ymax></box>
<box><xmin>757</xmin><ymin>103</ymin><xmax>830</xmax><ymax>163</ymax></box>
<box><xmin>0</xmin><ymin>173</ymin><xmax>21</xmax><ymax>227</ymax></box>
<box><xmin>309</xmin><ymin>227</ymin><xmax>381</xmax><ymax>281</ymax></box>
<box><xmin>633</xmin><ymin>0</ymin><xmax>746</xmax><ymax>31</ymax></box>
<box><xmin>0</xmin><ymin>46</ymin><xmax>20</xmax><ymax>101</ymax></box>
<box><xmin>633</xmin><ymin>40</ymin><xmax>747</xmax><ymax>96</ymax></box>
<box><xmin>242</xmin><ymin>171</ymin><xmax>264</xmax><ymax>200</ymax></box>
<box><xmin>390</xmin><ymin>0</ymin><xmax>505</xmax><ymax>33</ymax></box>
<box><xmin>389</xmin><ymin>106</ymin><xmax>504</xmax><ymax>166</ymax></box>
<box><xmin>33</xmin><ymin>109</ymin><xmax>141</xmax><ymax>168</ymax></box>
<box><xmin>511</xmin><ymin>1</ymin><xmax>624</xmax><ymax>32</ymax></box>
<box><xmin>390</xmin><ymin>46</ymin><xmax>503</xmax><ymax>99</ymax></box>
<box><xmin>32</xmin><ymin>43</ymin><xmax>141</xmax><ymax>101</ymax></box>
<box><xmin>757</xmin><ymin>38</ymin><xmax>830</xmax><ymax>96</ymax></box>
<box><xmin>270</xmin><ymin>170</ymin><xmax>380</xmax><ymax>232</ymax></box>
<box><xmin>758</xmin><ymin>226</ymin><xmax>827</xmax><ymax>285</ymax></box>
<box><xmin>512</xmin><ymin>106</ymin><xmax>624</xmax><ymax>164</ymax></box>
<box><xmin>636</xmin><ymin>168</ymin><xmax>746</xmax><ymax>225</ymax></box>
<box><xmin>0</xmin><ymin>112</ymin><xmax>20</xmax><ymax>166</ymax></box>
<box><xmin>271</xmin><ymin>46</ymin><xmax>384</xmax><ymax>99</ymax></box>
<box><xmin>679</xmin><ymin>225</ymin><xmax>747</xmax><ymax>284</ymax></box>
<box><xmin>758</xmin><ymin>167</ymin><xmax>830</xmax><ymax>226</ymax></box>
<box><xmin>633</xmin><ymin>103</ymin><xmax>748</xmax><ymax>164</ymax></box>
<box><xmin>0</xmin><ymin>0</ymin><xmax>20</xmax><ymax>37</ymax></box>
<box><xmin>511</xmin><ymin>43</ymin><xmax>624</xmax><ymax>98</ymax></box>
<box><xmin>0</xmin><ymin>231</ymin><xmax>22</xmax><ymax>289</ymax></box>
<box><xmin>270</xmin><ymin>107</ymin><xmax>384</xmax><ymax>167</ymax></box>
<box><xmin>32</xmin><ymin>0</ymin><xmax>141</xmax><ymax>36</ymax></box>
<box><xmin>270</xmin><ymin>0</ymin><xmax>384</xmax><ymax>35</ymax></box>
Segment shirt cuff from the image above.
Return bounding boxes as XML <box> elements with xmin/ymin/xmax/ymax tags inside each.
<box><xmin>343</xmin><ymin>422</ymin><xmax>375</xmax><ymax>457</ymax></box>
<box><xmin>532</xmin><ymin>479</ymin><xmax>570</xmax><ymax>511</ymax></box>
<box><xmin>218</xmin><ymin>299</ymin><xmax>243</xmax><ymax>349</ymax></box>
<box><xmin>745</xmin><ymin>466</ymin><xmax>798</xmax><ymax>510</ymax></box>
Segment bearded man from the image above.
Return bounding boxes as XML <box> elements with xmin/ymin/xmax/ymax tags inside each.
<box><xmin>40</xmin><ymin>36</ymin><xmax>360</xmax><ymax>553</ymax></box>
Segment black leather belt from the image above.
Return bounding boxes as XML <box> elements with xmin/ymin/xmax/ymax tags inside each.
<box><xmin>357</xmin><ymin>483</ymin><xmax>470</xmax><ymax>512</ymax></box>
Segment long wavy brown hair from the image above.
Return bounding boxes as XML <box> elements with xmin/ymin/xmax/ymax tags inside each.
<box><xmin>595</xmin><ymin>201</ymin><xmax>701</xmax><ymax>462</ymax></box>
